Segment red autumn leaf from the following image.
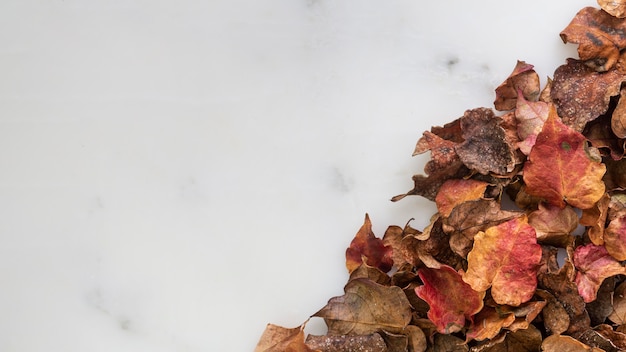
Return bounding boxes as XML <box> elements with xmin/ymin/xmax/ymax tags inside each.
<box><xmin>345</xmin><ymin>214</ymin><xmax>393</xmax><ymax>274</ymax></box>
<box><xmin>494</xmin><ymin>60</ymin><xmax>541</xmax><ymax>111</ymax></box>
<box><xmin>560</xmin><ymin>7</ymin><xmax>626</xmax><ymax>71</ymax></box>
<box><xmin>255</xmin><ymin>323</ymin><xmax>319</xmax><ymax>352</ymax></box>
<box><xmin>522</xmin><ymin>105</ymin><xmax>606</xmax><ymax>209</ymax></box>
<box><xmin>573</xmin><ymin>243</ymin><xmax>626</xmax><ymax>303</ymax></box>
<box><xmin>515</xmin><ymin>90</ymin><xmax>549</xmax><ymax>155</ymax></box>
<box><xmin>463</xmin><ymin>215</ymin><xmax>542</xmax><ymax>306</ymax></box>
<box><xmin>435</xmin><ymin>179</ymin><xmax>488</xmax><ymax>217</ymax></box>
<box><xmin>550</xmin><ymin>58</ymin><xmax>624</xmax><ymax>131</ymax></box>
<box><xmin>415</xmin><ymin>265</ymin><xmax>485</xmax><ymax>334</ymax></box>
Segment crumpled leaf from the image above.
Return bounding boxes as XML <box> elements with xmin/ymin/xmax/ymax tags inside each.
<box><xmin>501</xmin><ymin>300</ymin><xmax>548</xmax><ymax>332</ymax></box>
<box><xmin>541</xmin><ymin>334</ymin><xmax>600</xmax><ymax>352</ymax></box>
<box><xmin>611</xmin><ymin>86</ymin><xmax>626</xmax><ymax>138</ymax></box>
<box><xmin>594</xmin><ymin>324</ymin><xmax>626</xmax><ymax>351</ymax></box>
<box><xmin>305</xmin><ymin>333</ymin><xmax>386</xmax><ymax>352</ymax></box>
<box><xmin>586</xmin><ymin>277</ymin><xmax>617</xmax><ymax>326</ymax></box>
<box><xmin>345</xmin><ymin>214</ymin><xmax>393</xmax><ymax>274</ymax></box>
<box><xmin>580</xmin><ymin>193</ymin><xmax>610</xmax><ymax>246</ymax></box>
<box><xmin>435</xmin><ymin>179</ymin><xmax>489</xmax><ymax>217</ymax></box>
<box><xmin>527</xmin><ymin>202</ymin><xmax>578</xmax><ymax>246</ymax></box>
<box><xmin>255</xmin><ymin>323</ymin><xmax>319</xmax><ymax>352</ymax></box>
<box><xmin>465</xmin><ymin>306</ymin><xmax>515</xmax><ymax>341</ymax></box>
<box><xmin>535</xmin><ymin>289</ymin><xmax>570</xmax><ymax>336</ymax></box>
<box><xmin>494</xmin><ymin>60</ymin><xmax>541</xmax><ymax>111</ymax></box>
<box><xmin>313</xmin><ymin>278</ymin><xmax>412</xmax><ymax>335</ymax></box>
<box><xmin>550</xmin><ymin>58</ymin><xmax>624</xmax><ymax>131</ymax></box>
<box><xmin>523</xmin><ymin>105</ymin><xmax>606</xmax><ymax>209</ymax></box>
<box><xmin>463</xmin><ymin>215</ymin><xmax>542</xmax><ymax>306</ymax></box>
<box><xmin>455</xmin><ymin>108</ymin><xmax>517</xmax><ymax>175</ymax></box>
<box><xmin>609</xmin><ymin>281</ymin><xmax>626</xmax><ymax>324</ymax></box>
<box><xmin>599</xmin><ymin>0</ymin><xmax>626</xmax><ymax>18</ymax></box>
<box><xmin>560</xmin><ymin>7</ymin><xmax>626</xmax><ymax>71</ymax></box>
<box><xmin>415</xmin><ymin>265</ymin><xmax>485</xmax><ymax>334</ymax></box>
<box><xmin>478</xmin><ymin>324</ymin><xmax>543</xmax><ymax>351</ymax></box>
<box><xmin>444</xmin><ymin>199</ymin><xmax>521</xmax><ymax>258</ymax></box>
<box><xmin>604</xmin><ymin>208</ymin><xmax>626</xmax><ymax>260</ymax></box>
<box><xmin>573</xmin><ymin>243</ymin><xmax>626</xmax><ymax>303</ymax></box>
<box><xmin>515</xmin><ymin>90</ymin><xmax>549</xmax><ymax>155</ymax></box>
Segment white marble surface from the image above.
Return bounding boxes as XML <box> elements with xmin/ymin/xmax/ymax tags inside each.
<box><xmin>0</xmin><ymin>0</ymin><xmax>593</xmax><ymax>350</ymax></box>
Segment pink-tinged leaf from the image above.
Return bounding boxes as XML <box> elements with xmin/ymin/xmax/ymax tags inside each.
<box><xmin>573</xmin><ymin>244</ymin><xmax>626</xmax><ymax>303</ymax></box>
<box><xmin>515</xmin><ymin>90</ymin><xmax>549</xmax><ymax>155</ymax></box>
<box><xmin>415</xmin><ymin>265</ymin><xmax>485</xmax><ymax>334</ymax></box>
<box><xmin>345</xmin><ymin>214</ymin><xmax>394</xmax><ymax>274</ymax></box>
<box><xmin>463</xmin><ymin>216</ymin><xmax>542</xmax><ymax>306</ymax></box>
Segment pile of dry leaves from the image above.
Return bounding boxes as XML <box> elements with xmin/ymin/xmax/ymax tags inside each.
<box><xmin>256</xmin><ymin>2</ymin><xmax>626</xmax><ymax>351</ymax></box>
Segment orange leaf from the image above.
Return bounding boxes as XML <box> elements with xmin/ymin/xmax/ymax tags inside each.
<box><xmin>463</xmin><ymin>216</ymin><xmax>542</xmax><ymax>306</ymax></box>
<box><xmin>415</xmin><ymin>265</ymin><xmax>485</xmax><ymax>334</ymax></box>
<box><xmin>522</xmin><ymin>105</ymin><xmax>606</xmax><ymax>209</ymax></box>
<box><xmin>255</xmin><ymin>323</ymin><xmax>319</xmax><ymax>352</ymax></box>
<box><xmin>435</xmin><ymin>179</ymin><xmax>488</xmax><ymax>217</ymax></box>
<box><xmin>599</xmin><ymin>0</ymin><xmax>626</xmax><ymax>18</ymax></box>
<box><xmin>465</xmin><ymin>306</ymin><xmax>515</xmax><ymax>341</ymax></box>
<box><xmin>345</xmin><ymin>214</ymin><xmax>393</xmax><ymax>273</ymax></box>
<box><xmin>573</xmin><ymin>243</ymin><xmax>626</xmax><ymax>303</ymax></box>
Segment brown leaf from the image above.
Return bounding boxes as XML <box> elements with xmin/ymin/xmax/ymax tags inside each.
<box><xmin>463</xmin><ymin>216</ymin><xmax>542</xmax><ymax>306</ymax></box>
<box><xmin>541</xmin><ymin>334</ymin><xmax>599</xmax><ymax>352</ymax></box>
<box><xmin>305</xmin><ymin>333</ymin><xmax>387</xmax><ymax>352</ymax></box>
<box><xmin>406</xmin><ymin>325</ymin><xmax>427</xmax><ymax>352</ymax></box>
<box><xmin>560</xmin><ymin>7</ymin><xmax>626</xmax><ymax>71</ymax></box>
<box><xmin>494</xmin><ymin>60</ymin><xmax>541</xmax><ymax>111</ymax></box>
<box><xmin>551</xmin><ymin>58</ymin><xmax>624</xmax><ymax>131</ymax></box>
<box><xmin>528</xmin><ymin>203</ymin><xmax>578</xmax><ymax>246</ymax></box>
<box><xmin>435</xmin><ymin>179</ymin><xmax>489</xmax><ymax>218</ymax></box>
<box><xmin>594</xmin><ymin>324</ymin><xmax>626</xmax><ymax>350</ymax></box>
<box><xmin>465</xmin><ymin>306</ymin><xmax>515</xmax><ymax>342</ymax></box>
<box><xmin>586</xmin><ymin>277</ymin><xmax>617</xmax><ymax>326</ymax></box>
<box><xmin>255</xmin><ymin>323</ymin><xmax>319</xmax><ymax>352</ymax></box>
<box><xmin>604</xmin><ymin>158</ymin><xmax>626</xmax><ymax>191</ymax></box>
<box><xmin>428</xmin><ymin>334</ymin><xmax>468</xmax><ymax>352</ymax></box>
<box><xmin>535</xmin><ymin>289</ymin><xmax>570</xmax><ymax>336</ymax></box>
<box><xmin>580</xmin><ymin>193</ymin><xmax>610</xmax><ymax>246</ymax></box>
<box><xmin>612</xmin><ymin>86</ymin><xmax>626</xmax><ymax>138</ymax></box>
<box><xmin>345</xmin><ymin>214</ymin><xmax>394</xmax><ymax>274</ymax></box>
<box><xmin>604</xmin><ymin>210</ymin><xmax>626</xmax><ymax>260</ymax></box>
<box><xmin>313</xmin><ymin>278</ymin><xmax>412</xmax><ymax>335</ymax></box>
<box><xmin>455</xmin><ymin>108</ymin><xmax>517</xmax><ymax>175</ymax></box>
<box><xmin>599</xmin><ymin>0</ymin><xmax>626</xmax><ymax>18</ymax></box>
<box><xmin>501</xmin><ymin>300</ymin><xmax>547</xmax><ymax>332</ymax></box>
<box><xmin>348</xmin><ymin>263</ymin><xmax>392</xmax><ymax>286</ymax></box>
<box><xmin>609</xmin><ymin>281</ymin><xmax>626</xmax><ymax>324</ymax></box>
<box><xmin>523</xmin><ymin>105</ymin><xmax>606</xmax><ymax>209</ymax></box>
<box><xmin>577</xmin><ymin>328</ymin><xmax>621</xmax><ymax>352</ymax></box>
<box><xmin>477</xmin><ymin>324</ymin><xmax>543</xmax><ymax>352</ymax></box>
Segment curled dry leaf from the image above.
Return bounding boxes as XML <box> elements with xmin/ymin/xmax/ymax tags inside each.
<box><xmin>494</xmin><ymin>60</ymin><xmax>541</xmax><ymax>111</ymax></box>
<box><xmin>463</xmin><ymin>216</ymin><xmax>542</xmax><ymax>306</ymax></box>
<box><xmin>435</xmin><ymin>179</ymin><xmax>489</xmax><ymax>217</ymax></box>
<box><xmin>345</xmin><ymin>214</ymin><xmax>393</xmax><ymax>274</ymax></box>
<box><xmin>609</xmin><ymin>282</ymin><xmax>626</xmax><ymax>325</ymax></box>
<box><xmin>515</xmin><ymin>90</ymin><xmax>549</xmax><ymax>155</ymax></box>
<box><xmin>465</xmin><ymin>306</ymin><xmax>515</xmax><ymax>342</ymax></box>
<box><xmin>599</xmin><ymin>0</ymin><xmax>626</xmax><ymax>18</ymax></box>
<box><xmin>573</xmin><ymin>243</ymin><xmax>626</xmax><ymax>303</ymax></box>
<box><xmin>255</xmin><ymin>323</ymin><xmax>319</xmax><ymax>352</ymax></box>
<box><xmin>541</xmin><ymin>334</ymin><xmax>599</xmax><ymax>352</ymax></box>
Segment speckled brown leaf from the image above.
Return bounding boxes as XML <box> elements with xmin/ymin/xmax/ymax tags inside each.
<box><xmin>435</xmin><ymin>179</ymin><xmax>489</xmax><ymax>217</ymax></box>
<box><xmin>528</xmin><ymin>203</ymin><xmax>578</xmax><ymax>246</ymax></box>
<box><xmin>599</xmin><ymin>0</ymin><xmax>626</xmax><ymax>18</ymax></box>
<box><xmin>345</xmin><ymin>214</ymin><xmax>393</xmax><ymax>274</ymax></box>
<box><xmin>515</xmin><ymin>90</ymin><xmax>550</xmax><ymax>155</ymax></box>
<box><xmin>561</xmin><ymin>7</ymin><xmax>626</xmax><ymax>71</ymax></box>
<box><xmin>551</xmin><ymin>59</ymin><xmax>624</xmax><ymax>131</ymax></box>
<box><xmin>609</xmin><ymin>282</ymin><xmax>626</xmax><ymax>324</ymax></box>
<box><xmin>455</xmin><ymin>108</ymin><xmax>517</xmax><ymax>175</ymax></box>
<box><xmin>523</xmin><ymin>105</ymin><xmax>606</xmax><ymax>209</ymax></box>
<box><xmin>305</xmin><ymin>333</ymin><xmax>387</xmax><ymax>352</ymax></box>
<box><xmin>313</xmin><ymin>278</ymin><xmax>412</xmax><ymax>335</ymax></box>
<box><xmin>463</xmin><ymin>216</ymin><xmax>542</xmax><ymax>306</ymax></box>
<box><xmin>541</xmin><ymin>334</ymin><xmax>599</xmax><ymax>352</ymax></box>
<box><xmin>580</xmin><ymin>193</ymin><xmax>610</xmax><ymax>245</ymax></box>
<box><xmin>573</xmin><ymin>243</ymin><xmax>626</xmax><ymax>303</ymax></box>
<box><xmin>255</xmin><ymin>323</ymin><xmax>319</xmax><ymax>352</ymax></box>
<box><xmin>465</xmin><ymin>307</ymin><xmax>515</xmax><ymax>342</ymax></box>
<box><xmin>494</xmin><ymin>60</ymin><xmax>540</xmax><ymax>111</ymax></box>
<box><xmin>415</xmin><ymin>265</ymin><xmax>485</xmax><ymax>334</ymax></box>
<box><xmin>445</xmin><ymin>199</ymin><xmax>520</xmax><ymax>257</ymax></box>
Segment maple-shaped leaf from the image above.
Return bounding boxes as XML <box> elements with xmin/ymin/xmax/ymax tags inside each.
<box><xmin>455</xmin><ymin>108</ymin><xmax>517</xmax><ymax>175</ymax></box>
<box><xmin>604</xmin><ymin>211</ymin><xmax>626</xmax><ymax>260</ymax></box>
<box><xmin>573</xmin><ymin>243</ymin><xmax>626</xmax><ymax>303</ymax></box>
<box><xmin>551</xmin><ymin>58</ymin><xmax>624</xmax><ymax>131</ymax></box>
<box><xmin>515</xmin><ymin>90</ymin><xmax>549</xmax><ymax>155</ymax></box>
<box><xmin>599</xmin><ymin>0</ymin><xmax>626</xmax><ymax>18</ymax></box>
<box><xmin>463</xmin><ymin>215</ymin><xmax>542</xmax><ymax>306</ymax></box>
<box><xmin>465</xmin><ymin>306</ymin><xmax>515</xmax><ymax>341</ymax></box>
<box><xmin>522</xmin><ymin>105</ymin><xmax>606</xmax><ymax>209</ymax></box>
<box><xmin>255</xmin><ymin>323</ymin><xmax>319</xmax><ymax>352</ymax></box>
<box><xmin>313</xmin><ymin>278</ymin><xmax>412</xmax><ymax>335</ymax></box>
<box><xmin>528</xmin><ymin>202</ymin><xmax>578</xmax><ymax>246</ymax></box>
<box><xmin>494</xmin><ymin>60</ymin><xmax>540</xmax><ymax>111</ymax></box>
<box><xmin>414</xmin><ymin>265</ymin><xmax>485</xmax><ymax>334</ymax></box>
<box><xmin>345</xmin><ymin>214</ymin><xmax>393</xmax><ymax>274</ymax></box>
<box><xmin>435</xmin><ymin>179</ymin><xmax>488</xmax><ymax>217</ymax></box>
<box><xmin>561</xmin><ymin>7</ymin><xmax>626</xmax><ymax>71</ymax></box>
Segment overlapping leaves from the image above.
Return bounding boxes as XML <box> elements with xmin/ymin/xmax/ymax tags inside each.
<box><xmin>257</xmin><ymin>3</ymin><xmax>626</xmax><ymax>351</ymax></box>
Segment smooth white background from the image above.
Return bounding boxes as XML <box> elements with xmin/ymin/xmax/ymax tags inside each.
<box><xmin>0</xmin><ymin>0</ymin><xmax>591</xmax><ymax>350</ymax></box>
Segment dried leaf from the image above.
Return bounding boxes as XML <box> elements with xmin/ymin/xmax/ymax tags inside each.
<box><xmin>541</xmin><ymin>334</ymin><xmax>599</xmax><ymax>352</ymax></box>
<box><xmin>465</xmin><ymin>307</ymin><xmax>515</xmax><ymax>341</ymax></box>
<box><xmin>502</xmin><ymin>300</ymin><xmax>547</xmax><ymax>332</ymax></box>
<box><xmin>305</xmin><ymin>333</ymin><xmax>387</xmax><ymax>352</ymax></box>
<box><xmin>255</xmin><ymin>323</ymin><xmax>319</xmax><ymax>352</ymax></box>
<box><xmin>573</xmin><ymin>243</ymin><xmax>626</xmax><ymax>303</ymax></box>
<box><xmin>535</xmin><ymin>289</ymin><xmax>570</xmax><ymax>336</ymax></box>
<box><xmin>609</xmin><ymin>281</ymin><xmax>626</xmax><ymax>324</ymax></box>
<box><xmin>313</xmin><ymin>278</ymin><xmax>412</xmax><ymax>335</ymax></box>
<box><xmin>415</xmin><ymin>265</ymin><xmax>485</xmax><ymax>334</ymax></box>
<box><xmin>611</xmin><ymin>87</ymin><xmax>626</xmax><ymax>138</ymax></box>
<box><xmin>523</xmin><ymin>105</ymin><xmax>606</xmax><ymax>209</ymax></box>
<box><xmin>599</xmin><ymin>0</ymin><xmax>626</xmax><ymax>18</ymax></box>
<box><xmin>515</xmin><ymin>90</ymin><xmax>550</xmax><ymax>155</ymax></box>
<box><xmin>560</xmin><ymin>7</ymin><xmax>626</xmax><ymax>71</ymax></box>
<box><xmin>463</xmin><ymin>216</ymin><xmax>542</xmax><ymax>306</ymax></box>
<box><xmin>428</xmin><ymin>334</ymin><xmax>468</xmax><ymax>352</ymax></box>
<box><xmin>580</xmin><ymin>193</ymin><xmax>610</xmax><ymax>246</ymax></box>
<box><xmin>494</xmin><ymin>60</ymin><xmax>541</xmax><ymax>111</ymax></box>
<box><xmin>550</xmin><ymin>59</ymin><xmax>624</xmax><ymax>131</ymax></box>
<box><xmin>604</xmin><ymin>210</ymin><xmax>626</xmax><ymax>260</ymax></box>
<box><xmin>527</xmin><ymin>203</ymin><xmax>578</xmax><ymax>246</ymax></box>
<box><xmin>435</xmin><ymin>179</ymin><xmax>489</xmax><ymax>218</ymax></box>
<box><xmin>478</xmin><ymin>324</ymin><xmax>543</xmax><ymax>352</ymax></box>
<box><xmin>345</xmin><ymin>214</ymin><xmax>394</xmax><ymax>274</ymax></box>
